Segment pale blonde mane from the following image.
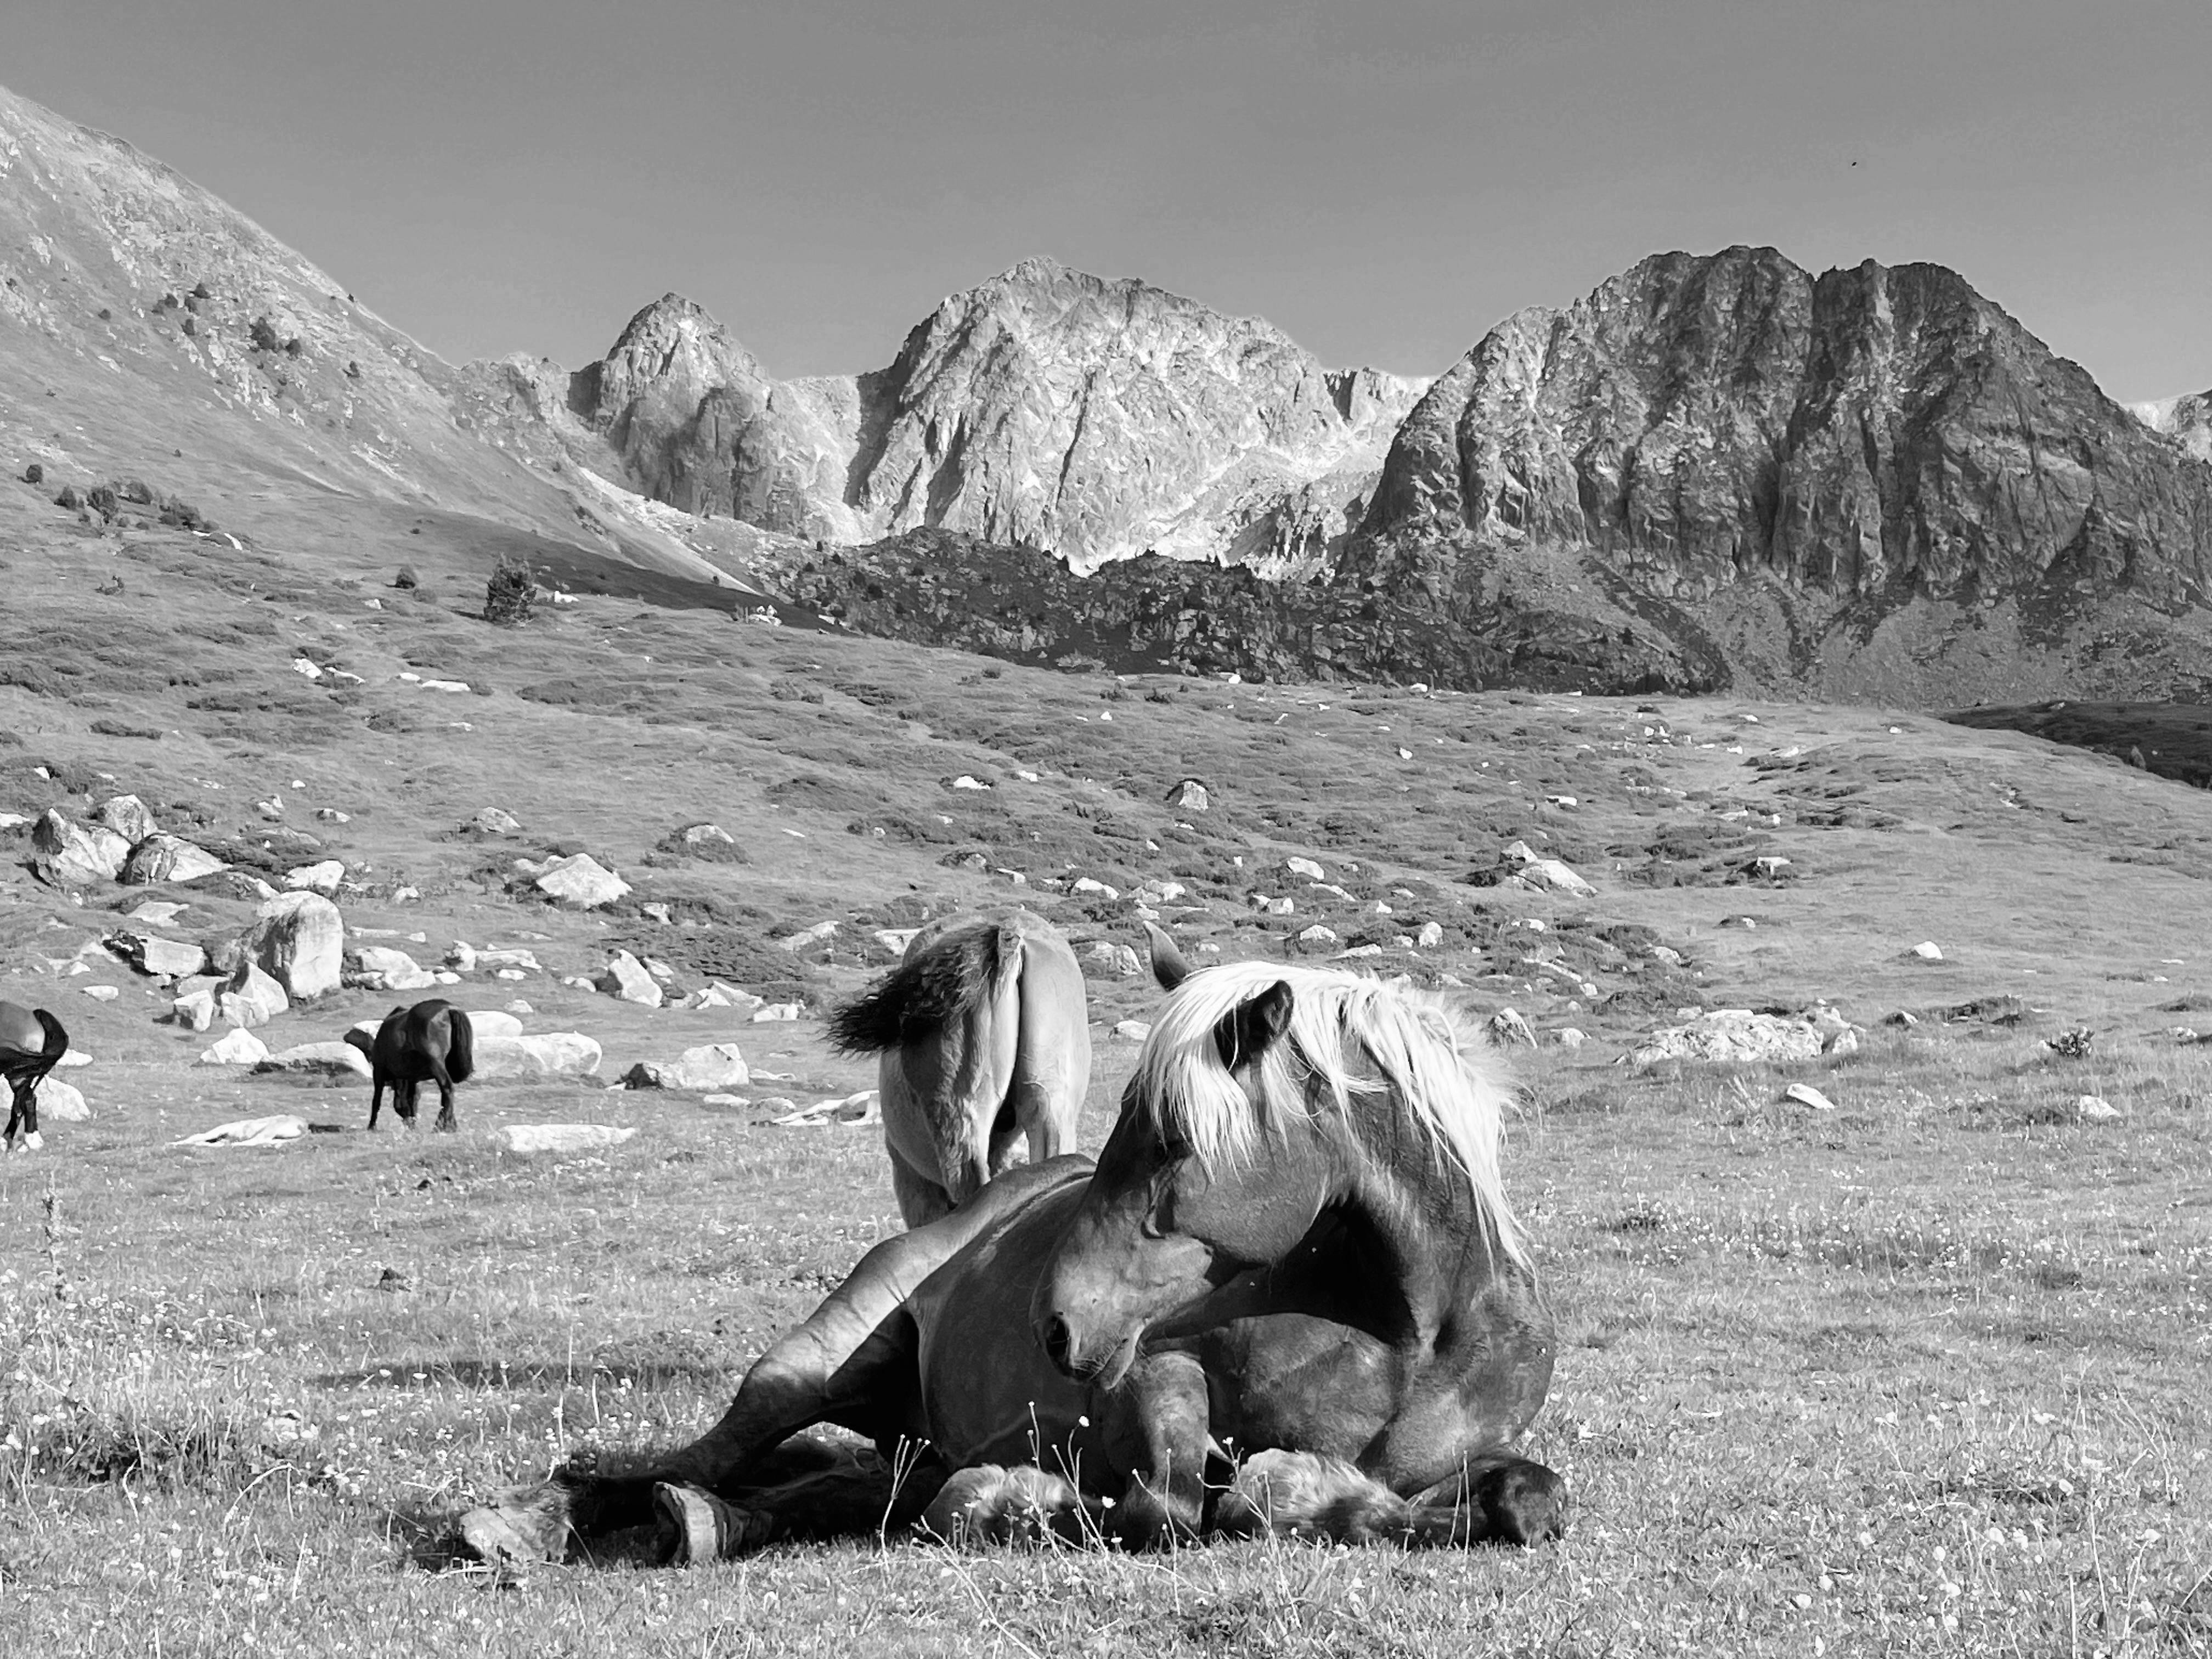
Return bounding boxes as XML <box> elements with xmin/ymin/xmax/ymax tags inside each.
<box><xmin>1130</xmin><ymin>961</ymin><xmax>1527</xmax><ymax>1266</ymax></box>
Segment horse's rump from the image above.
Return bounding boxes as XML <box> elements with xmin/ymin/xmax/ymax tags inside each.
<box><xmin>828</xmin><ymin>921</ymin><xmax>1012</xmax><ymax>1055</ymax></box>
<box><xmin>441</xmin><ymin>1003</ymin><xmax>476</xmax><ymax>1084</ymax></box>
<box><xmin>0</xmin><ymin>1005</ymin><xmax>69</xmax><ymax>1082</ymax></box>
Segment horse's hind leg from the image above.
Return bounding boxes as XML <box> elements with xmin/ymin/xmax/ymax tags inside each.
<box><xmin>888</xmin><ymin>1143</ymin><xmax>953</xmax><ymax>1228</ymax></box>
<box><xmin>653</xmin><ymin>1451</ymin><xmax>949</xmax><ymax>1564</ymax></box>
<box><xmin>429</xmin><ymin>1059</ymin><xmax>458</xmax><ymax>1132</ymax></box>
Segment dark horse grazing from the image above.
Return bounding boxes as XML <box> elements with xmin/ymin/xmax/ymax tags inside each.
<box><xmin>343</xmin><ymin>1000</ymin><xmax>476</xmax><ymax>1132</ymax></box>
<box><xmin>1</xmin><ymin>1001</ymin><xmax>69</xmax><ymax>1152</ymax></box>
<box><xmin>827</xmin><ymin>909</ymin><xmax>1090</xmax><ymax>1227</ymax></box>
<box><xmin>456</xmin><ymin>929</ymin><xmax>1562</xmax><ymax>1564</ymax></box>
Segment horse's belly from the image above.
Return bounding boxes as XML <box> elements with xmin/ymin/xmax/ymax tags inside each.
<box><xmin>910</xmin><ymin>1185</ymin><xmax>1096</xmax><ymax>1468</ymax></box>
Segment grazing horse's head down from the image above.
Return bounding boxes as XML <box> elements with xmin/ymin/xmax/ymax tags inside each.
<box><xmin>1034</xmin><ymin>941</ymin><xmax>1527</xmax><ymax>1389</ymax></box>
<box><xmin>1</xmin><ymin>1002</ymin><xmax>70</xmax><ymax>1153</ymax></box>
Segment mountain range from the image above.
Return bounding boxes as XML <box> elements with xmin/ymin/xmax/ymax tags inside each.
<box><xmin>5</xmin><ymin>80</ymin><xmax>2211</xmax><ymax>701</ymax></box>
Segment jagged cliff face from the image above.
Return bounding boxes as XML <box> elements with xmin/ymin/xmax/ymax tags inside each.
<box><xmin>556</xmin><ymin>259</ymin><xmax>1422</xmax><ymax>572</ymax></box>
<box><xmin>1358</xmin><ymin>247</ymin><xmax>2212</xmax><ymax>611</ymax></box>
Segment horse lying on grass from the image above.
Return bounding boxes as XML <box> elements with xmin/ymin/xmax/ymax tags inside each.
<box><xmin>343</xmin><ymin>1000</ymin><xmax>475</xmax><ymax>1132</ymax></box>
<box><xmin>456</xmin><ymin>931</ymin><xmax>1562</xmax><ymax>1561</ymax></box>
<box><xmin>1</xmin><ymin>1001</ymin><xmax>69</xmax><ymax>1152</ymax></box>
<box><xmin>827</xmin><ymin>909</ymin><xmax>1090</xmax><ymax>1227</ymax></box>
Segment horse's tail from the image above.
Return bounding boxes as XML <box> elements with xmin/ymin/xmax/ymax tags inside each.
<box><xmin>443</xmin><ymin>1005</ymin><xmax>476</xmax><ymax>1084</ymax></box>
<box><xmin>33</xmin><ymin>1009</ymin><xmax>68</xmax><ymax>1068</ymax></box>
<box><xmin>827</xmin><ymin>921</ymin><xmax>1005</xmax><ymax>1056</ymax></box>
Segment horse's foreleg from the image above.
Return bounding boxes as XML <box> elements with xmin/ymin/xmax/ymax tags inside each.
<box><xmin>1405</xmin><ymin>1454</ymin><xmax>1568</xmax><ymax>1547</ymax></box>
<box><xmin>1098</xmin><ymin>1348</ymin><xmax>1212</xmax><ymax>1548</ymax></box>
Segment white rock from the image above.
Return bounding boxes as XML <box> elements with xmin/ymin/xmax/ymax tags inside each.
<box><xmin>284</xmin><ymin>860</ymin><xmax>346</xmax><ymax>894</ymax></box>
<box><xmin>471</xmin><ymin>1033</ymin><xmax>602</xmax><ymax>1079</ymax></box>
<box><xmin>1911</xmin><ymin>941</ymin><xmax>1944</xmax><ymax>961</ymax></box>
<box><xmin>1111</xmin><ymin>1019</ymin><xmax>1153</xmax><ymax>1042</ymax></box>
<box><xmin>2076</xmin><ymin>1094</ymin><xmax>2121</xmax><ymax>1122</ymax></box>
<box><xmin>596</xmin><ymin>951</ymin><xmax>663</xmax><ymax>1007</ymax></box>
<box><xmin>33</xmin><ymin>809</ymin><xmax>128</xmax><ymax>883</ymax></box>
<box><xmin>464</xmin><ymin>1010</ymin><xmax>524</xmax><ymax>1043</ymax></box>
<box><xmin>121</xmin><ymin>834</ymin><xmax>228</xmax><ymax>886</ymax></box>
<box><xmin>446</xmin><ymin>941</ymin><xmax>478</xmax><ymax>972</ymax></box>
<box><xmin>1552</xmin><ymin>1028</ymin><xmax>1588</xmax><ymax>1048</ymax></box>
<box><xmin>701</xmin><ymin>1093</ymin><xmax>750</xmax><ymax>1109</ymax></box>
<box><xmin>499</xmin><ymin>1124</ymin><xmax>635</xmax><ymax>1155</ymax></box>
<box><xmin>874</xmin><ymin>928</ymin><xmax>922</xmax><ymax>956</ymax></box>
<box><xmin>1084</xmin><ymin>941</ymin><xmax>1144</xmax><ymax>977</ymax></box>
<box><xmin>57</xmin><ymin>1051</ymin><xmax>90</xmax><ymax>1068</ymax></box>
<box><xmin>419</xmin><ymin>678</ymin><xmax>471</xmax><ymax>693</ymax></box>
<box><xmin>466</xmin><ymin>808</ymin><xmax>522</xmax><ymax>837</ymax></box>
<box><xmin>37</xmin><ymin>1080</ymin><xmax>91</xmax><ymax>1122</ymax></box>
<box><xmin>1285</xmin><ymin>857</ymin><xmax>1326</xmax><ymax>882</ymax></box>
<box><xmin>475</xmin><ymin>947</ymin><xmax>542</xmax><ymax>972</ymax></box>
<box><xmin>625</xmin><ymin>1043</ymin><xmax>751</xmax><ymax>1092</ymax></box>
<box><xmin>1292</xmin><ymin>924</ymin><xmax>1339</xmax><ymax>955</ymax></box>
<box><xmin>503</xmin><ymin>1000</ymin><xmax>533</xmax><ymax>1015</ymax></box>
<box><xmin>1415</xmin><ymin>922</ymin><xmax>1444</xmax><ymax>949</ymax></box>
<box><xmin>127</xmin><ymin>901</ymin><xmax>188</xmax><ymax>926</ymax></box>
<box><xmin>950</xmin><ymin>775</ymin><xmax>991</xmax><ymax>791</ymax></box>
<box><xmin>81</xmin><ymin>985</ymin><xmax>120</xmax><ymax>1002</ymax></box>
<box><xmin>348</xmin><ymin>946</ymin><xmax>436</xmax><ymax>992</ymax></box>
<box><xmin>1784</xmin><ymin>1082</ymin><xmax>1838</xmax><ymax>1111</ymax></box>
<box><xmin>1072</xmin><ymin>878</ymin><xmax>1120</xmax><ymax>900</ymax></box>
<box><xmin>751</xmin><ymin>1003</ymin><xmax>803</xmax><ymax>1023</ymax></box>
<box><xmin>534</xmin><ymin>854</ymin><xmax>630</xmax><ymax>909</ymax></box>
<box><xmin>218</xmin><ymin>962</ymin><xmax>290</xmax><ymax>1028</ymax></box>
<box><xmin>171</xmin><ymin>987</ymin><xmax>216</xmax><ymax>1031</ymax></box>
<box><xmin>201</xmin><ymin>1028</ymin><xmax>270</xmax><ymax>1066</ymax></box>
<box><xmin>239</xmin><ymin>891</ymin><xmax>345</xmax><ymax>1000</ymax></box>
<box><xmin>1169</xmin><ymin>779</ymin><xmax>1210</xmax><ymax>812</ymax></box>
<box><xmin>291</xmin><ymin>657</ymin><xmax>323</xmax><ymax>680</ymax></box>
<box><xmin>1629</xmin><ymin>1009</ymin><xmax>1854</xmax><ymax>1069</ymax></box>
<box><xmin>92</xmin><ymin>795</ymin><xmax>157</xmax><ymax>843</ymax></box>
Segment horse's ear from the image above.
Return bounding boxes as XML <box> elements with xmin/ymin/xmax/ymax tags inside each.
<box><xmin>1144</xmin><ymin>922</ymin><xmax>1192</xmax><ymax>990</ymax></box>
<box><xmin>1214</xmin><ymin>980</ymin><xmax>1294</xmax><ymax>1071</ymax></box>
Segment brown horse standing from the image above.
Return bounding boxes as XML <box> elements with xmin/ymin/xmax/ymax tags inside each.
<box><xmin>454</xmin><ymin>930</ymin><xmax>1561</xmax><ymax>1565</ymax></box>
<box><xmin>827</xmin><ymin>910</ymin><xmax>1090</xmax><ymax>1227</ymax></box>
<box><xmin>1</xmin><ymin>1001</ymin><xmax>70</xmax><ymax>1152</ymax></box>
<box><xmin>344</xmin><ymin>1000</ymin><xmax>476</xmax><ymax>1132</ymax></box>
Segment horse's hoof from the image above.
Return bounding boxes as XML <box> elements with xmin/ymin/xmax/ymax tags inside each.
<box><xmin>21</xmin><ymin>1132</ymin><xmax>42</xmax><ymax>1153</ymax></box>
<box><xmin>651</xmin><ymin>1483</ymin><xmax>771</xmax><ymax>1565</ymax></box>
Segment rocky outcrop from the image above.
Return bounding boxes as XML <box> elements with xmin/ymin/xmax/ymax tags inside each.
<box><xmin>1350</xmin><ymin>247</ymin><xmax>2212</xmax><ymax>690</ymax></box>
<box><xmin>555</xmin><ymin>261</ymin><xmax>1422</xmax><ymax>573</ymax></box>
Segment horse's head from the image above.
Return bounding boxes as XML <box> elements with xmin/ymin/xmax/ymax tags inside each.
<box><xmin>1032</xmin><ymin>939</ymin><xmax>1347</xmax><ymax>1388</ymax></box>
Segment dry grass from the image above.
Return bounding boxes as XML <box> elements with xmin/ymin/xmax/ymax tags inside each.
<box><xmin>0</xmin><ymin>496</ymin><xmax>2208</xmax><ymax>1654</ymax></box>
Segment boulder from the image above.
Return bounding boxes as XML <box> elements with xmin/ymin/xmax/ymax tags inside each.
<box><xmin>347</xmin><ymin>946</ymin><xmax>436</xmax><ymax>992</ymax></box>
<box><xmin>171</xmin><ymin>986</ymin><xmax>217</xmax><ymax>1031</ymax></box>
<box><xmin>284</xmin><ymin>860</ymin><xmax>346</xmax><ymax>894</ymax></box>
<box><xmin>92</xmin><ymin>795</ymin><xmax>157</xmax><ymax>844</ymax></box>
<box><xmin>1498</xmin><ymin>842</ymin><xmax>1596</xmax><ymax>897</ymax></box>
<box><xmin>33</xmin><ymin>810</ymin><xmax>129</xmax><ymax>884</ymax></box>
<box><xmin>778</xmin><ymin>921</ymin><xmax>839</xmax><ymax>952</ymax></box>
<box><xmin>1629</xmin><ymin>1008</ymin><xmax>1854</xmax><ymax>1068</ymax></box>
<box><xmin>596</xmin><ymin>951</ymin><xmax>663</xmax><ymax>1007</ymax></box>
<box><xmin>474</xmin><ymin>947</ymin><xmax>543</xmax><ymax>973</ymax></box>
<box><xmin>751</xmin><ymin>1003</ymin><xmax>803</xmax><ymax>1023</ymax></box>
<box><xmin>239</xmin><ymin>891</ymin><xmax>345</xmax><ymax>1000</ymax></box>
<box><xmin>623</xmin><ymin>1043</ymin><xmax>751</xmax><ymax>1092</ymax></box>
<box><xmin>37</xmin><ymin>1080</ymin><xmax>91</xmax><ymax>1122</ymax></box>
<box><xmin>1169</xmin><ymin>778</ymin><xmax>1211</xmax><ymax>812</ymax></box>
<box><xmin>472</xmin><ymin>1033</ymin><xmax>603</xmax><ymax>1079</ymax></box>
<box><xmin>1292</xmin><ymin>924</ymin><xmax>1339</xmax><ymax>956</ymax></box>
<box><xmin>681</xmin><ymin>981</ymin><xmax>764</xmax><ymax>1013</ymax></box>
<box><xmin>201</xmin><ymin>1028</ymin><xmax>271</xmax><ymax>1066</ymax></box>
<box><xmin>1415</xmin><ymin>922</ymin><xmax>1444</xmax><ymax>949</ymax></box>
<box><xmin>218</xmin><ymin>962</ymin><xmax>290</xmax><ymax>1028</ymax></box>
<box><xmin>121</xmin><ymin>833</ymin><xmax>227</xmax><ymax>885</ymax></box>
<box><xmin>106</xmin><ymin>930</ymin><xmax>207</xmax><ymax>979</ymax></box>
<box><xmin>255</xmin><ymin>1042</ymin><xmax>373</xmax><ymax>1079</ymax></box>
<box><xmin>127</xmin><ymin>900</ymin><xmax>189</xmax><ymax>926</ymax></box>
<box><xmin>82</xmin><ymin>985</ymin><xmax>120</xmax><ymax>1002</ymax></box>
<box><xmin>499</xmin><ymin>1124</ymin><xmax>635</xmax><ymax>1155</ymax></box>
<box><xmin>464</xmin><ymin>1009</ymin><xmax>524</xmax><ymax>1043</ymax></box>
<box><xmin>1285</xmin><ymin>856</ymin><xmax>1327</xmax><ymax>882</ymax></box>
<box><xmin>466</xmin><ymin>807</ymin><xmax>523</xmax><ymax>836</ymax></box>
<box><xmin>678</xmin><ymin>822</ymin><xmax>736</xmax><ymax>848</ymax></box>
<box><xmin>534</xmin><ymin>854</ymin><xmax>629</xmax><ymax>909</ymax></box>
<box><xmin>1082</xmin><ymin>940</ymin><xmax>1144</xmax><ymax>977</ymax></box>
<box><xmin>1112</xmin><ymin>1019</ymin><xmax>1153</xmax><ymax>1042</ymax></box>
<box><xmin>1489</xmin><ymin>1009</ymin><xmax>1538</xmax><ymax>1047</ymax></box>
<box><xmin>1911</xmin><ymin>941</ymin><xmax>1945</xmax><ymax>962</ymax></box>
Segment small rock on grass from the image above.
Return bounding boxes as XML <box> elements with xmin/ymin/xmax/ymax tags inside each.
<box><xmin>2076</xmin><ymin>1095</ymin><xmax>2121</xmax><ymax>1122</ymax></box>
<box><xmin>500</xmin><ymin>1124</ymin><xmax>636</xmax><ymax>1155</ymax></box>
<box><xmin>1784</xmin><ymin>1082</ymin><xmax>1837</xmax><ymax>1111</ymax></box>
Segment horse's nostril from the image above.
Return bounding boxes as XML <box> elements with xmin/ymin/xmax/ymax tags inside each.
<box><xmin>1042</xmin><ymin>1313</ymin><xmax>1071</xmax><ymax>1369</ymax></box>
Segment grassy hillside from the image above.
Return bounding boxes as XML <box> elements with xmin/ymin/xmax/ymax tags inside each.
<box><xmin>1</xmin><ymin>475</ymin><xmax>2207</xmax><ymax>1655</ymax></box>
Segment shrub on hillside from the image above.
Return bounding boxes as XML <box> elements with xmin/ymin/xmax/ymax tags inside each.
<box><xmin>483</xmin><ymin>555</ymin><xmax>537</xmax><ymax>626</ymax></box>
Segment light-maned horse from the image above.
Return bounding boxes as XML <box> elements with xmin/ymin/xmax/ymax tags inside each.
<box><xmin>827</xmin><ymin>909</ymin><xmax>1089</xmax><ymax>1227</ymax></box>
<box><xmin>1</xmin><ymin>1001</ymin><xmax>69</xmax><ymax>1153</ymax></box>
<box><xmin>455</xmin><ymin>929</ymin><xmax>1562</xmax><ymax>1564</ymax></box>
<box><xmin>343</xmin><ymin>1000</ymin><xmax>476</xmax><ymax>1132</ymax></box>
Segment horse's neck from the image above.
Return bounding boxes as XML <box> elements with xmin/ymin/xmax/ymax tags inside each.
<box><xmin>1333</xmin><ymin>1112</ymin><xmax>1516</xmax><ymax>1347</ymax></box>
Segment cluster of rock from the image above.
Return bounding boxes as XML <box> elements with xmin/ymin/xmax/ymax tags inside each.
<box><xmin>1627</xmin><ymin>1007</ymin><xmax>1861</xmax><ymax>1069</ymax></box>
<box><xmin>586</xmin><ymin>950</ymin><xmax>800</xmax><ymax>1019</ymax></box>
<box><xmin>31</xmin><ymin>797</ymin><xmax>228</xmax><ymax>890</ymax></box>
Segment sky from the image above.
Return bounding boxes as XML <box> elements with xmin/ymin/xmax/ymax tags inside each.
<box><xmin>9</xmin><ymin>0</ymin><xmax>2210</xmax><ymax>402</ymax></box>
